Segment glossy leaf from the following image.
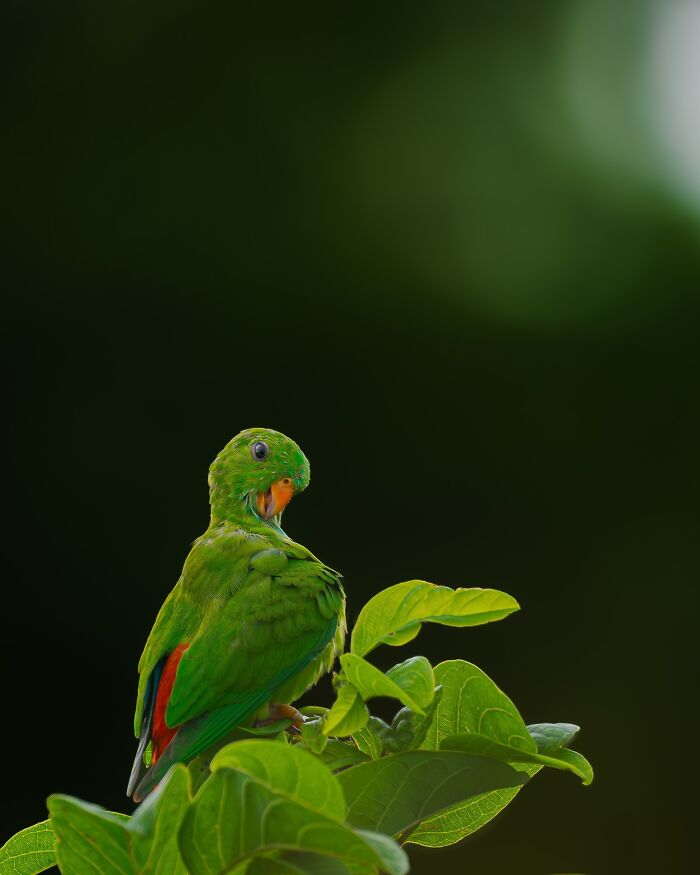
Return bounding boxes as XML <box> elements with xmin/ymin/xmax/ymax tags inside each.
<box><xmin>341</xmin><ymin>655</ymin><xmax>435</xmax><ymax>714</ymax></box>
<box><xmin>338</xmin><ymin>750</ymin><xmax>527</xmax><ymax>838</ymax></box>
<box><xmin>362</xmin><ymin>718</ymin><xmax>395</xmax><ymax>755</ymax></box>
<box><xmin>0</xmin><ymin>811</ymin><xmax>134</xmax><ymax>875</ymax></box>
<box><xmin>247</xmin><ymin>850</ymin><xmax>361</xmax><ymax>874</ymax></box>
<box><xmin>418</xmin><ymin>660</ymin><xmax>535</xmax><ymax>753</ymax></box>
<box><xmin>243</xmin><ymin>719</ymin><xmax>293</xmax><ymax>737</ymax></box>
<box><xmin>0</xmin><ymin>820</ymin><xmax>56</xmax><ymax>875</ymax></box>
<box><xmin>526</xmin><ymin>723</ymin><xmax>592</xmax><ymax>783</ymax></box>
<box><xmin>49</xmin><ymin>765</ymin><xmax>190</xmax><ymax>874</ymax></box>
<box><xmin>211</xmin><ymin>739</ymin><xmax>346</xmax><ymax>820</ymax></box>
<box><xmin>441</xmin><ymin>733</ymin><xmax>594</xmax><ymax>784</ymax></box>
<box><xmin>351</xmin><ymin>581</ymin><xmax>519</xmax><ymax>657</ymax></box>
<box><xmin>407</xmin><ymin>770</ymin><xmax>539</xmax><ymax>848</ymax></box>
<box><xmin>352</xmin><ymin>722</ymin><xmax>384</xmax><ymax>760</ymax></box>
<box><xmin>296</xmin><ymin>738</ymin><xmax>370</xmax><ymax>771</ymax></box>
<box><xmin>382</xmin><ymin>687</ymin><xmax>443</xmax><ymax>754</ymax></box>
<box><xmin>527</xmin><ymin>722</ymin><xmax>580</xmax><ymax>754</ymax></box>
<box><xmin>409</xmin><ymin>662</ymin><xmax>593</xmax><ymax>846</ymax></box>
<box><xmin>48</xmin><ymin>803</ymin><xmax>127</xmax><ymax>875</ymax></box>
<box><xmin>178</xmin><ymin>768</ymin><xmax>408</xmax><ymax>875</ymax></box>
<box><xmin>301</xmin><ymin>718</ymin><xmax>329</xmax><ymax>754</ymax></box>
<box><xmin>324</xmin><ymin>685</ymin><xmax>369</xmax><ymax>736</ymax></box>
<box><xmin>409</xmin><ymin>659</ymin><xmax>536</xmax><ymax>846</ymax></box>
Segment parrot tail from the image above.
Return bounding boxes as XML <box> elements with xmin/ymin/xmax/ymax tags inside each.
<box><xmin>132</xmin><ymin>691</ymin><xmax>272</xmax><ymax>802</ymax></box>
<box><xmin>126</xmin><ymin>644</ymin><xmax>189</xmax><ymax>799</ymax></box>
<box><xmin>126</xmin><ymin>659</ymin><xmax>163</xmax><ymax>799</ymax></box>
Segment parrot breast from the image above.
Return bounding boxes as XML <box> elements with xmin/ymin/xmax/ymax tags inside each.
<box><xmin>151</xmin><ymin>643</ymin><xmax>189</xmax><ymax>762</ymax></box>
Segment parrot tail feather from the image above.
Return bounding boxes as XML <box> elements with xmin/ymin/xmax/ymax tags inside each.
<box><xmin>132</xmin><ymin>692</ymin><xmax>271</xmax><ymax>802</ymax></box>
<box><xmin>126</xmin><ymin>643</ymin><xmax>188</xmax><ymax>799</ymax></box>
<box><xmin>126</xmin><ymin>660</ymin><xmax>163</xmax><ymax>798</ymax></box>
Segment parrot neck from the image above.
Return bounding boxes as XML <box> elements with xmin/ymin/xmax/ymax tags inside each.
<box><xmin>209</xmin><ymin>493</ymin><xmax>289</xmax><ymax>540</ymax></box>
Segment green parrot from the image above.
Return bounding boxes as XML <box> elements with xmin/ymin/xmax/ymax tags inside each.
<box><xmin>127</xmin><ymin>428</ymin><xmax>346</xmax><ymax>802</ymax></box>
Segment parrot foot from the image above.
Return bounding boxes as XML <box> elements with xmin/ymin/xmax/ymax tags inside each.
<box><xmin>256</xmin><ymin>703</ymin><xmax>304</xmax><ymax>731</ymax></box>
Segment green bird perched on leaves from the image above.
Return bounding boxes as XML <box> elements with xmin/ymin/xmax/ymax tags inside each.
<box><xmin>127</xmin><ymin>428</ymin><xmax>346</xmax><ymax>802</ymax></box>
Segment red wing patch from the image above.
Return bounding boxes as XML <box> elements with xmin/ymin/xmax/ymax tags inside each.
<box><xmin>151</xmin><ymin>643</ymin><xmax>189</xmax><ymax>763</ymax></box>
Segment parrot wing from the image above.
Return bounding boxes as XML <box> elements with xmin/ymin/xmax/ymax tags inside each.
<box><xmin>129</xmin><ymin>524</ymin><xmax>343</xmax><ymax>800</ymax></box>
<box><xmin>131</xmin><ymin>578</ymin><xmax>201</xmax><ymax>737</ymax></box>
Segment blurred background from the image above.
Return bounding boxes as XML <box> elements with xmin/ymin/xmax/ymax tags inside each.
<box><xmin>2</xmin><ymin>1</ymin><xmax>698</xmax><ymax>872</ymax></box>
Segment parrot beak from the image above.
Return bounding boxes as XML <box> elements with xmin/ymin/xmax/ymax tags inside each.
<box><xmin>257</xmin><ymin>478</ymin><xmax>295</xmax><ymax>519</ymax></box>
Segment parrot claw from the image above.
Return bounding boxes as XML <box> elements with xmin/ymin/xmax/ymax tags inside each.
<box><xmin>255</xmin><ymin>703</ymin><xmax>305</xmax><ymax>729</ymax></box>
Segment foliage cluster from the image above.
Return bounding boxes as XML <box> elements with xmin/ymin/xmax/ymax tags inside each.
<box><xmin>0</xmin><ymin>581</ymin><xmax>592</xmax><ymax>874</ymax></box>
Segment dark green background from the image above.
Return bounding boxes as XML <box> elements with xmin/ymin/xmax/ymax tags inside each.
<box><xmin>3</xmin><ymin>1</ymin><xmax>697</xmax><ymax>872</ymax></box>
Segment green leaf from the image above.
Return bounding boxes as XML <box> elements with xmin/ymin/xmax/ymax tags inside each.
<box><xmin>386</xmin><ymin>686</ymin><xmax>443</xmax><ymax>753</ymax></box>
<box><xmin>299</xmin><ymin>706</ymin><xmax>329</xmax><ymax>720</ymax></box>
<box><xmin>359</xmin><ymin>712</ymin><xmax>422</xmax><ymax>757</ymax></box>
<box><xmin>418</xmin><ymin>660</ymin><xmax>535</xmax><ymax>754</ymax></box>
<box><xmin>528</xmin><ymin>723</ymin><xmax>590</xmax><ymax>780</ymax></box>
<box><xmin>441</xmin><ymin>733</ymin><xmax>594</xmax><ymax>784</ymax></box>
<box><xmin>49</xmin><ymin>801</ymin><xmax>129</xmax><ymax>875</ymax></box>
<box><xmin>242</xmin><ymin>719</ymin><xmax>293</xmax><ymax>736</ymax></box>
<box><xmin>324</xmin><ymin>685</ymin><xmax>370</xmax><ymax>736</ymax></box>
<box><xmin>351</xmin><ymin>581</ymin><xmax>519</xmax><ymax>657</ymax></box>
<box><xmin>407</xmin><ymin>772</ymin><xmax>539</xmax><ymax>848</ymax></box>
<box><xmin>211</xmin><ymin>739</ymin><xmax>346</xmax><ymax>821</ymax></box>
<box><xmin>296</xmin><ymin>738</ymin><xmax>370</xmax><ymax>771</ymax></box>
<box><xmin>178</xmin><ymin>768</ymin><xmax>409</xmax><ymax>875</ymax></box>
<box><xmin>48</xmin><ymin>764</ymin><xmax>190</xmax><ymax>874</ymax></box>
<box><xmin>527</xmin><ymin>722</ymin><xmax>581</xmax><ymax>754</ymax></box>
<box><xmin>352</xmin><ymin>723</ymin><xmax>384</xmax><ymax>760</ymax></box>
<box><xmin>363</xmin><ymin>718</ymin><xmax>395</xmax><ymax>754</ymax></box>
<box><xmin>409</xmin><ymin>659</ymin><xmax>537</xmax><ymax>847</ymax></box>
<box><xmin>338</xmin><ymin>750</ymin><xmax>527</xmax><ymax>838</ymax></box>
<box><xmin>340</xmin><ymin>655</ymin><xmax>435</xmax><ymax>714</ymax></box>
<box><xmin>0</xmin><ymin>820</ymin><xmax>56</xmax><ymax>875</ymax></box>
<box><xmin>408</xmin><ymin>661</ymin><xmax>593</xmax><ymax>846</ymax></box>
<box><xmin>301</xmin><ymin>718</ymin><xmax>329</xmax><ymax>754</ymax></box>
<box><xmin>0</xmin><ymin>809</ymin><xmax>135</xmax><ymax>875</ymax></box>
<box><xmin>247</xmin><ymin>850</ymin><xmax>359</xmax><ymax>874</ymax></box>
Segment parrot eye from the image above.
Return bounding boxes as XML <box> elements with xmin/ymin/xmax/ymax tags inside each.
<box><xmin>250</xmin><ymin>441</ymin><xmax>269</xmax><ymax>461</ymax></box>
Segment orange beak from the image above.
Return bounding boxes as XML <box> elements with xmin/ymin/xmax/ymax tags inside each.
<box><xmin>257</xmin><ymin>477</ymin><xmax>295</xmax><ymax>519</ymax></box>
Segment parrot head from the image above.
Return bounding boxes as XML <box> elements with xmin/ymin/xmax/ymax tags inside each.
<box><xmin>208</xmin><ymin>428</ymin><xmax>310</xmax><ymax>528</ymax></box>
